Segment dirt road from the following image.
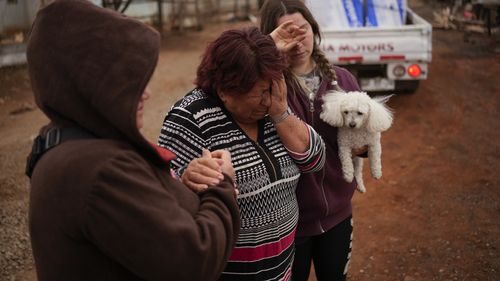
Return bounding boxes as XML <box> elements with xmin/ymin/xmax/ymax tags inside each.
<box><xmin>1</xmin><ymin>1</ymin><xmax>499</xmax><ymax>280</ymax></box>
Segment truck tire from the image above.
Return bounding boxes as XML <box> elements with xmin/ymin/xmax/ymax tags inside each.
<box><xmin>395</xmin><ymin>80</ymin><xmax>420</xmax><ymax>94</ymax></box>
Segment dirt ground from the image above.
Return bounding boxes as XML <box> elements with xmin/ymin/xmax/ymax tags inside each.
<box><xmin>1</xmin><ymin>1</ymin><xmax>499</xmax><ymax>281</ymax></box>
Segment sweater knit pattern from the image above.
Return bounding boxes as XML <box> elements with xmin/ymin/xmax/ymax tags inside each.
<box><xmin>159</xmin><ymin>88</ymin><xmax>324</xmax><ymax>281</ymax></box>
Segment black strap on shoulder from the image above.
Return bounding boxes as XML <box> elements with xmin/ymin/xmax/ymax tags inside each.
<box><xmin>25</xmin><ymin>127</ymin><xmax>96</xmax><ymax>178</ymax></box>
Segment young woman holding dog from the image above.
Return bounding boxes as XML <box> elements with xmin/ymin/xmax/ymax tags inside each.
<box><xmin>260</xmin><ymin>1</ymin><xmax>364</xmax><ymax>280</ymax></box>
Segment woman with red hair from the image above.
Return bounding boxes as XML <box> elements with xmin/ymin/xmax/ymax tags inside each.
<box><xmin>158</xmin><ymin>26</ymin><xmax>325</xmax><ymax>281</ymax></box>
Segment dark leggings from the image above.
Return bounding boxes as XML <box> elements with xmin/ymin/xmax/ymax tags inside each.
<box><xmin>292</xmin><ymin>216</ymin><xmax>353</xmax><ymax>281</ymax></box>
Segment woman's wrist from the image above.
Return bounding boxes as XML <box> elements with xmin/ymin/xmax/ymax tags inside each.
<box><xmin>271</xmin><ymin>107</ymin><xmax>292</xmax><ymax>125</ymax></box>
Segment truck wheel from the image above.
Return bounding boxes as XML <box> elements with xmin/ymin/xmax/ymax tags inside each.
<box><xmin>395</xmin><ymin>80</ymin><xmax>420</xmax><ymax>94</ymax></box>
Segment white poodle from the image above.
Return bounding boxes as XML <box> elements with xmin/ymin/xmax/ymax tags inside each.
<box><xmin>320</xmin><ymin>91</ymin><xmax>393</xmax><ymax>193</ymax></box>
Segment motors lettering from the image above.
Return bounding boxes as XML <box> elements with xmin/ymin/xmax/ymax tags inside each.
<box><xmin>322</xmin><ymin>43</ymin><xmax>395</xmax><ymax>53</ymax></box>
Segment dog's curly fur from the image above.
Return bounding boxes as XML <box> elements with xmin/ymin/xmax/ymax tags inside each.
<box><xmin>320</xmin><ymin>91</ymin><xmax>393</xmax><ymax>193</ymax></box>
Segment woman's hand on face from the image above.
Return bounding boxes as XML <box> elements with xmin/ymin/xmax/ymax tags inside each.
<box><xmin>268</xmin><ymin>76</ymin><xmax>288</xmax><ymax>119</ymax></box>
<box><xmin>182</xmin><ymin>149</ymin><xmax>224</xmax><ymax>193</ymax></box>
<box><xmin>270</xmin><ymin>20</ymin><xmax>306</xmax><ymax>53</ymax></box>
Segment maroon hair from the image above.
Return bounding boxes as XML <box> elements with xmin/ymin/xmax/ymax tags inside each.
<box><xmin>196</xmin><ymin>26</ymin><xmax>287</xmax><ymax>96</ymax></box>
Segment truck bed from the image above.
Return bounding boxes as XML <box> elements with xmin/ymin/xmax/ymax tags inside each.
<box><xmin>320</xmin><ymin>9</ymin><xmax>432</xmax><ymax>65</ymax></box>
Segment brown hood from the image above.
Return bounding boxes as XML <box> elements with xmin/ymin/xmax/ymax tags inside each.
<box><xmin>27</xmin><ymin>0</ymin><xmax>164</xmax><ymax>165</ymax></box>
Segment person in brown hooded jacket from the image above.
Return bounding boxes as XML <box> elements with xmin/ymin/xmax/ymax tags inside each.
<box><xmin>25</xmin><ymin>1</ymin><xmax>240</xmax><ymax>280</ymax></box>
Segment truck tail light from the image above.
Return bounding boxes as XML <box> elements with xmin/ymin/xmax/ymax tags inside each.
<box><xmin>408</xmin><ymin>64</ymin><xmax>422</xmax><ymax>78</ymax></box>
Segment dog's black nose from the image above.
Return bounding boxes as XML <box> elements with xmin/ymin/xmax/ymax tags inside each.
<box><xmin>349</xmin><ymin>123</ymin><xmax>356</xmax><ymax>128</ymax></box>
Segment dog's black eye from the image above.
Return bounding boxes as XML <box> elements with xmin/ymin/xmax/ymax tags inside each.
<box><xmin>357</xmin><ymin>112</ymin><xmax>363</xmax><ymax>115</ymax></box>
<box><xmin>344</xmin><ymin>111</ymin><xmax>348</xmax><ymax>115</ymax></box>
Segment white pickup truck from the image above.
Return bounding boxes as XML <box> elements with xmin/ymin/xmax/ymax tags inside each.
<box><xmin>306</xmin><ymin>1</ymin><xmax>432</xmax><ymax>93</ymax></box>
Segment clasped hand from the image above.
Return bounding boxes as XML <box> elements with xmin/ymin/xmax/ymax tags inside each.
<box><xmin>182</xmin><ymin>149</ymin><xmax>237</xmax><ymax>194</ymax></box>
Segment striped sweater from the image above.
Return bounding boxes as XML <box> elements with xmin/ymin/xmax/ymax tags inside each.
<box><xmin>158</xmin><ymin>88</ymin><xmax>325</xmax><ymax>281</ymax></box>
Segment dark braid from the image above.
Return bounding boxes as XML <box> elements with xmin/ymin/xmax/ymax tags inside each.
<box><xmin>312</xmin><ymin>46</ymin><xmax>342</xmax><ymax>91</ymax></box>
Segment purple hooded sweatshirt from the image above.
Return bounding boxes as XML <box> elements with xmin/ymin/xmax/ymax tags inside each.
<box><xmin>287</xmin><ymin>66</ymin><xmax>361</xmax><ymax>237</ymax></box>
